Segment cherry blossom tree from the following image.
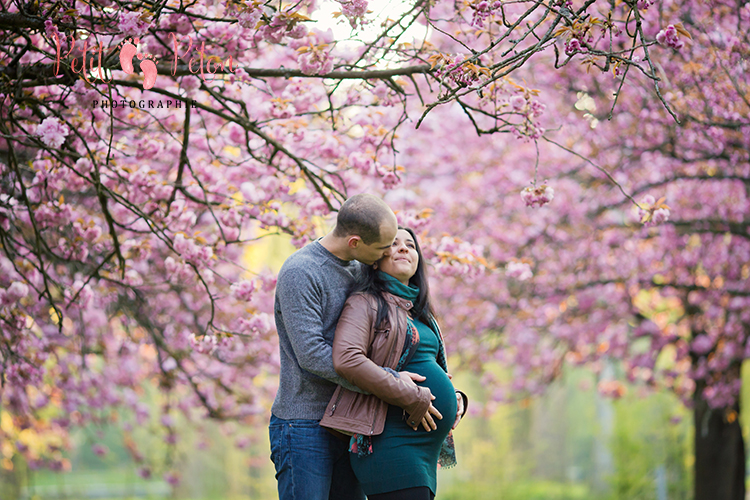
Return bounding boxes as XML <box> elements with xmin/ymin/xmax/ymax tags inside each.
<box><xmin>390</xmin><ymin>2</ymin><xmax>748</xmax><ymax>498</ymax></box>
<box><xmin>0</xmin><ymin>0</ymin><xmax>744</xmax><ymax>495</ymax></box>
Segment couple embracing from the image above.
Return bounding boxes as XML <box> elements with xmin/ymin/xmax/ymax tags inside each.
<box><xmin>269</xmin><ymin>194</ymin><xmax>468</xmax><ymax>500</ymax></box>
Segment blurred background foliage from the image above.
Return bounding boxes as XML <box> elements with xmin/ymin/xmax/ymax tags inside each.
<box><xmin>5</xmin><ymin>360</ymin><xmax>747</xmax><ymax>500</ymax></box>
<box><xmin>1</xmin><ymin>229</ymin><xmax>745</xmax><ymax>500</ymax></box>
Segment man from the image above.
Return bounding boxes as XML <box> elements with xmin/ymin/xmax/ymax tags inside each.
<box><xmin>269</xmin><ymin>193</ymin><xmax>399</xmax><ymax>500</ymax></box>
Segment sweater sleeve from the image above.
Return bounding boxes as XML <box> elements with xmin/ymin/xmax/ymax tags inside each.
<box><xmin>276</xmin><ymin>263</ymin><xmax>365</xmax><ymax>394</ymax></box>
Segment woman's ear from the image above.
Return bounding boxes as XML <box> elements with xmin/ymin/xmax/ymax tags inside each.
<box><xmin>373</xmin><ymin>262</ymin><xmax>378</xmax><ymax>270</ymax></box>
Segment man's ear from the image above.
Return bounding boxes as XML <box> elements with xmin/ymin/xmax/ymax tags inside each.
<box><xmin>347</xmin><ymin>236</ymin><xmax>361</xmax><ymax>249</ymax></box>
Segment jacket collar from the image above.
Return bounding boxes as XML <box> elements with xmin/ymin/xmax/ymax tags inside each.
<box><xmin>383</xmin><ymin>291</ymin><xmax>414</xmax><ymax>310</ymax></box>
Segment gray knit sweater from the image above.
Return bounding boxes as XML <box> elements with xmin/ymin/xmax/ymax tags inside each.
<box><xmin>271</xmin><ymin>240</ymin><xmax>365</xmax><ymax>420</ymax></box>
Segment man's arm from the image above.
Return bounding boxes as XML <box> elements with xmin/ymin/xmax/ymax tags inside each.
<box><xmin>276</xmin><ymin>264</ymin><xmax>365</xmax><ymax>393</ymax></box>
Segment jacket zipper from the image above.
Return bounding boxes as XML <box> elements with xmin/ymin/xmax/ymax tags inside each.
<box><xmin>385</xmin><ymin>305</ymin><xmax>403</xmax><ymax>369</ymax></box>
<box><xmin>330</xmin><ymin>390</ymin><xmax>343</xmax><ymax>416</ymax></box>
<box><xmin>371</xmin><ymin>304</ymin><xmax>405</xmax><ymax>434</ymax></box>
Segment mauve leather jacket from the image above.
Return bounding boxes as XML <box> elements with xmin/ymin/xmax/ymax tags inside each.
<box><xmin>319</xmin><ymin>291</ymin><xmax>433</xmax><ymax>436</ymax></box>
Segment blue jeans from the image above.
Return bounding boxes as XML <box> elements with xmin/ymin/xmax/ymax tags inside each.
<box><xmin>269</xmin><ymin>414</ymin><xmax>365</xmax><ymax>500</ymax></box>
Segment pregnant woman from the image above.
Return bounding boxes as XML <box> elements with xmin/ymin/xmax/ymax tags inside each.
<box><xmin>320</xmin><ymin>227</ymin><xmax>467</xmax><ymax>500</ymax></box>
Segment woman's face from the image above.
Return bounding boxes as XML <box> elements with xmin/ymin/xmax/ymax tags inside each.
<box><xmin>376</xmin><ymin>229</ymin><xmax>419</xmax><ymax>285</ymax></box>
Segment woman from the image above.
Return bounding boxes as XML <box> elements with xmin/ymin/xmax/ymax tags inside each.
<box><xmin>320</xmin><ymin>227</ymin><xmax>467</xmax><ymax>500</ymax></box>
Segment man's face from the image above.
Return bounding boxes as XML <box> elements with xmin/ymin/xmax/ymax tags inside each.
<box><xmin>351</xmin><ymin>220</ymin><xmax>398</xmax><ymax>265</ymax></box>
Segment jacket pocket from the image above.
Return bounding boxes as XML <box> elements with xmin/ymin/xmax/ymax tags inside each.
<box><xmin>367</xmin><ymin>327</ymin><xmax>390</xmax><ymax>360</ymax></box>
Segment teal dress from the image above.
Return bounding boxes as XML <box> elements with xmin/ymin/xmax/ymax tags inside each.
<box><xmin>350</xmin><ymin>275</ymin><xmax>457</xmax><ymax>496</ymax></box>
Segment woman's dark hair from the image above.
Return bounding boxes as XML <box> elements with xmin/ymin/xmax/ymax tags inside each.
<box><xmin>355</xmin><ymin>226</ymin><xmax>437</xmax><ymax>330</ymax></box>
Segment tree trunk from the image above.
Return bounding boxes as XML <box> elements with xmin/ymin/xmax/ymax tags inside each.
<box><xmin>694</xmin><ymin>379</ymin><xmax>745</xmax><ymax>500</ymax></box>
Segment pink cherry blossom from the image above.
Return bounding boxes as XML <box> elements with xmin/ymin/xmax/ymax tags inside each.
<box><xmin>469</xmin><ymin>0</ymin><xmax>502</xmax><ymax>28</ymax></box>
<box><xmin>6</xmin><ymin>281</ymin><xmax>29</xmax><ymax>302</ymax></box>
<box><xmin>298</xmin><ymin>45</ymin><xmax>334</xmax><ymax>76</ymax></box>
<box><xmin>118</xmin><ymin>11</ymin><xmax>151</xmax><ymax>37</ymax></box>
<box><xmin>506</xmin><ymin>261</ymin><xmax>533</xmax><ymax>281</ymax></box>
<box><xmin>520</xmin><ymin>184</ymin><xmax>554</xmax><ymax>208</ymax></box>
<box><xmin>236</xmin><ymin>4</ymin><xmax>262</xmax><ymax>29</ymax></box>
<box><xmin>565</xmin><ymin>38</ymin><xmax>582</xmax><ymax>55</ymax></box>
<box><xmin>510</xmin><ymin>95</ymin><xmax>527</xmax><ymax>112</ymax></box>
<box><xmin>691</xmin><ymin>335</ymin><xmax>714</xmax><ymax>355</ymax></box>
<box><xmin>651</xmin><ymin>207</ymin><xmax>670</xmax><ymax>224</ymax></box>
<box><xmin>656</xmin><ymin>25</ymin><xmax>685</xmax><ymax>50</ymax></box>
<box><xmin>337</xmin><ymin>0</ymin><xmax>369</xmax><ymax>28</ymax></box>
<box><xmin>35</xmin><ymin>118</ymin><xmax>69</xmax><ymax>148</ymax></box>
<box><xmin>231</xmin><ymin>280</ymin><xmax>256</xmax><ymax>301</ymax></box>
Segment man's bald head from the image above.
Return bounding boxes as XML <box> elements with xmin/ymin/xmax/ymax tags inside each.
<box><xmin>333</xmin><ymin>194</ymin><xmax>397</xmax><ymax>244</ymax></box>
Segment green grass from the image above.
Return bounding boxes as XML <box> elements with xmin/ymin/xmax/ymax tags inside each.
<box><xmin>439</xmin><ymin>479</ymin><xmax>593</xmax><ymax>500</ymax></box>
<box><xmin>22</xmin><ymin>467</ymin><xmax>171</xmax><ymax>500</ymax></box>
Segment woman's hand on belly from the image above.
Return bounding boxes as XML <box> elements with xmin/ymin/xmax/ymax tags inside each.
<box><xmin>411</xmin><ymin>394</ymin><xmax>443</xmax><ymax>432</ymax></box>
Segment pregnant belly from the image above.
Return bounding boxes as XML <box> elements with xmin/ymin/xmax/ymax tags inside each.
<box><xmin>410</xmin><ymin>360</ymin><xmax>456</xmax><ymax>435</ymax></box>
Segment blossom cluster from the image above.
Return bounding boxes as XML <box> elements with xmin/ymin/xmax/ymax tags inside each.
<box><xmin>637</xmin><ymin>195</ymin><xmax>671</xmax><ymax>226</ymax></box>
<box><xmin>35</xmin><ymin>117</ymin><xmax>70</xmax><ymax>149</ymax></box>
<box><xmin>656</xmin><ymin>25</ymin><xmax>684</xmax><ymax>50</ymax></box>
<box><xmin>509</xmin><ymin>93</ymin><xmax>546</xmax><ymax>140</ymax></box>
<box><xmin>256</xmin><ymin>11</ymin><xmax>308</xmax><ymax>43</ymax></box>
<box><xmin>118</xmin><ymin>11</ymin><xmax>152</xmax><ymax>37</ymax></box>
<box><xmin>505</xmin><ymin>261</ymin><xmax>533</xmax><ymax>281</ymax></box>
<box><xmin>235</xmin><ymin>1</ymin><xmax>262</xmax><ymax>29</ymax></box>
<box><xmin>468</xmin><ymin>0</ymin><xmax>502</xmax><ymax>28</ymax></box>
<box><xmin>44</xmin><ymin>20</ymin><xmax>68</xmax><ymax>51</ymax></box>
<box><xmin>564</xmin><ymin>34</ymin><xmax>592</xmax><ymax>56</ymax></box>
<box><xmin>394</xmin><ymin>207</ymin><xmax>434</xmax><ymax>233</ymax></box>
<box><xmin>230</xmin><ymin>279</ymin><xmax>256</xmax><ymax>301</ymax></box>
<box><xmin>297</xmin><ymin>43</ymin><xmax>334</xmax><ymax>76</ymax></box>
<box><xmin>428</xmin><ymin>53</ymin><xmax>490</xmax><ymax>88</ymax></box>
<box><xmin>520</xmin><ymin>183</ymin><xmax>554</xmax><ymax>207</ymax></box>
<box><xmin>336</xmin><ymin>0</ymin><xmax>369</xmax><ymax>29</ymax></box>
<box><xmin>636</xmin><ymin>0</ymin><xmax>656</xmax><ymax>9</ymax></box>
<box><xmin>557</xmin><ymin>19</ymin><xmax>598</xmax><ymax>56</ymax></box>
<box><xmin>426</xmin><ymin>236</ymin><xmax>489</xmax><ymax>279</ymax></box>
<box><xmin>552</xmin><ymin>0</ymin><xmax>573</xmax><ymax>8</ymax></box>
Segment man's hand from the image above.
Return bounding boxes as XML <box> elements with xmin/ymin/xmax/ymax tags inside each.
<box><xmin>453</xmin><ymin>391</ymin><xmax>465</xmax><ymax>429</ymax></box>
<box><xmin>398</xmin><ymin>371</ymin><xmax>425</xmax><ymax>387</ymax></box>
